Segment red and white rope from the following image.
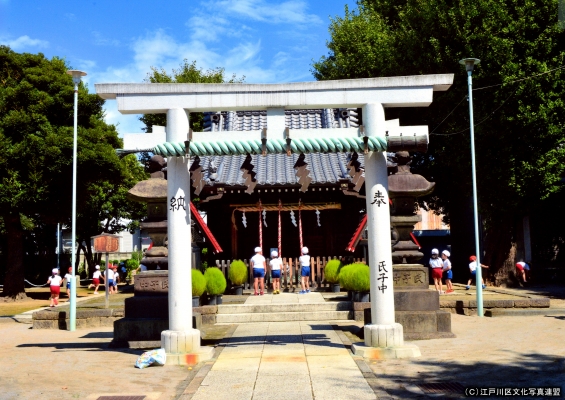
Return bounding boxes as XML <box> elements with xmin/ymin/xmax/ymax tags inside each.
<box><xmin>298</xmin><ymin>199</ymin><xmax>304</xmax><ymax>251</ymax></box>
<box><xmin>258</xmin><ymin>199</ymin><xmax>263</xmax><ymax>250</ymax></box>
<box><xmin>278</xmin><ymin>200</ymin><xmax>282</xmax><ymax>258</ymax></box>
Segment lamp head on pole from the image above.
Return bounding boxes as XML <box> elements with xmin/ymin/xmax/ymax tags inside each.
<box><xmin>459</xmin><ymin>58</ymin><xmax>480</xmax><ymax>73</ymax></box>
<box><xmin>66</xmin><ymin>70</ymin><xmax>87</xmax><ymax>85</ymax></box>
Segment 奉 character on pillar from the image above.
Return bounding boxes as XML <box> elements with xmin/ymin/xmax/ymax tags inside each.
<box><xmin>466</xmin><ymin>255</ymin><xmax>489</xmax><ymax>290</ymax></box>
<box><xmin>250</xmin><ymin>247</ymin><xmax>266</xmax><ymax>296</ymax></box>
<box><xmin>47</xmin><ymin>268</ymin><xmax>63</xmax><ymax>307</ymax></box>
<box><xmin>429</xmin><ymin>248</ymin><xmax>444</xmax><ymax>294</ymax></box>
<box><xmin>299</xmin><ymin>247</ymin><xmax>311</xmax><ymax>294</ymax></box>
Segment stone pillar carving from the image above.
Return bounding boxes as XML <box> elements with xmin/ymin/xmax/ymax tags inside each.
<box><xmin>352</xmin><ymin>104</ymin><xmax>420</xmax><ymax>358</ymax></box>
<box><xmin>160</xmin><ymin>108</ymin><xmax>213</xmax><ymax>365</ymax></box>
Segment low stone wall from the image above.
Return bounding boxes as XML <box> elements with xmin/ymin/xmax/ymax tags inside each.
<box><xmin>32</xmin><ymin>308</ymin><xmax>124</xmax><ymax>330</ymax></box>
<box><xmin>440</xmin><ymin>298</ymin><xmax>550</xmax><ymax>315</ymax></box>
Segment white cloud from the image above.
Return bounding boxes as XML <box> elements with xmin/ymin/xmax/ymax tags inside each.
<box><xmin>0</xmin><ymin>35</ymin><xmax>49</xmax><ymax>50</ymax></box>
<box><xmin>65</xmin><ymin>13</ymin><xmax>76</xmax><ymax>21</ymax></box>
<box><xmin>92</xmin><ymin>31</ymin><xmax>120</xmax><ymax>46</ymax></box>
<box><xmin>208</xmin><ymin>0</ymin><xmax>322</xmax><ymax>25</ymax></box>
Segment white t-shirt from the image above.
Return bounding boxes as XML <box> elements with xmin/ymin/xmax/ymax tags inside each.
<box><xmin>516</xmin><ymin>261</ymin><xmax>530</xmax><ymax>270</ymax></box>
<box><xmin>250</xmin><ymin>254</ymin><xmax>266</xmax><ymax>269</ymax></box>
<box><xmin>269</xmin><ymin>258</ymin><xmax>283</xmax><ymax>271</ymax></box>
<box><xmin>49</xmin><ymin>275</ymin><xmax>62</xmax><ymax>286</ymax></box>
<box><xmin>429</xmin><ymin>257</ymin><xmax>443</xmax><ymax>269</ymax></box>
<box><xmin>64</xmin><ymin>273</ymin><xmax>73</xmax><ymax>281</ymax></box>
<box><xmin>299</xmin><ymin>255</ymin><xmax>310</xmax><ymax>267</ymax></box>
<box><xmin>442</xmin><ymin>259</ymin><xmax>452</xmax><ymax>271</ymax></box>
<box><xmin>469</xmin><ymin>261</ymin><xmax>477</xmax><ymax>272</ymax></box>
<box><xmin>93</xmin><ymin>271</ymin><xmax>101</xmax><ymax>279</ymax></box>
<box><xmin>105</xmin><ymin>269</ymin><xmax>115</xmax><ymax>280</ymax></box>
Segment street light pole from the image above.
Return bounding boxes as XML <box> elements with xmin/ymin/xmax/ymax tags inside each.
<box><xmin>459</xmin><ymin>58</ymin><xmax>484</xmax><ymax>317</ymax></box>
<box><xmin>66</xmin><ymin>69</ymin><xmax>87</xmax><ymax>331</ymax></box>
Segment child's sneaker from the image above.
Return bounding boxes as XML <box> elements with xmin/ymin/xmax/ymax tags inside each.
<box><xmin>254</xmin><ymin>292</ymin><xmax>259</xmax><ymax>296</ymax></box>
<box><xmin>465</xmin><ymin>286</ymin><xmax>470</xmax><ymax>290</ymax></box>
<box><xmin>447</xmin><ymin>289</ymin><xmax>454</xmax><ymax>293</ymax></box>
<box><xmin>482</xmin><ymin>284</ymin><xmax>486</xmax><ymax>289</ymax></box>
<box><xmin>299</xmin><ymin>290</ymin><xmax>306</xmax><ymax>294</ymax></box>
<box><xmin>260</xmin><ymin>291</ymin><xmax>264</xmax><ymax>296</ymax></box>
<box><xmin>306</xmin><ymin>289</ymin><xmax>310</xmax><ymax>293</ymax></box>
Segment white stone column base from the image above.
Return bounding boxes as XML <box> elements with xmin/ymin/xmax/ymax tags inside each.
<box><xmin>352</xmin><ymin>323</ymin><xmax>420</xmax><ymax>359</ymax></box>
<box><xmin>351</xmin><ymin>342</ymin><xmax>421</xmax><ymax>359</ymax></box>
<box><xmin>364</xmin><ymin>323</ymin><xmax>404</xmax><ymax>347</ymax></box>
<box><xmin>161</xmin><ymin>329</ymin><xmax>214</xmax><ymax>365</ymax></box>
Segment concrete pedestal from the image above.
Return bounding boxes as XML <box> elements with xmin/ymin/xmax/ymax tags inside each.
<box><xmin>161</xmin><ymin>329</ymin><xmax>214</xmax><ymax>365</ymax></box>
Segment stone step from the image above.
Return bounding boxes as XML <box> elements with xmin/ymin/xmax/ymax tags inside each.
<box><xmin>216</xmin><ymin>310</ymin><xmax>352</xmax><ymax>323</ymax></box>
<box><xmin>485</xmin><ymin>308</ymin><xmax>565</xmax><ymax>317</ymax></box>
<box><xmin>217</xmin><ymin>302</ymin><xmax>351</xmax><ymax>315</ymax></box>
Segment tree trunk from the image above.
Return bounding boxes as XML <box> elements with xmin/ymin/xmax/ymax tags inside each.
<box><xmin>484</xmin><ymin>217</ymin><xmax>519</xmax><ymax>287</ymax></box>
<box><xmin>1</xmin><ymin>213</ymin><xmax>27</xmax><ymax>300</ymax></box>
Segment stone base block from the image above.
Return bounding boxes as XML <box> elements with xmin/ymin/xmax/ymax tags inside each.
<box><xmin>162</xmin><ymin>329</ymin><xmax>214</xmax><ymax>366</ymax></box>
<box><xmin>352</xmin><ymin>342</ymin><xmax>421</xmax><ymax>359</ymax></box>
<box><xmin>162</xmin><ymin>329</ymin><xmax>200</xmax><ymax>353</ymax></box>
<box><xmin>364</xmin><ymin>323</ymin><xmax>404</xmax><ymax>347</ymax></box>
<box><xmin>164</xmin><ymin>345</ymin><xmax>215</xmax><ymax>366</ymax></box>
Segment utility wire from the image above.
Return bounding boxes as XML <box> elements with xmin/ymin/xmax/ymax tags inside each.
<box><xmin>430</xmin><ymin>64</ymin><xmax>564</xmax><ymax>136</ymax></box>
<box><xmin>430</xmin><ymin>89</ymin><xmax>517</xmax><ymax>136</ymax></box>
<box><xmin>473</xmin><ymin>65</ymin><xmax>565</xmax><ymax>91</ymax></box>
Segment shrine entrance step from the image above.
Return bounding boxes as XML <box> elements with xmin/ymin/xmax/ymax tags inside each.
<box><xmin>216</xmin><ymin>292</ymin><xmax>352</xmax><ymax>324</ymax></box>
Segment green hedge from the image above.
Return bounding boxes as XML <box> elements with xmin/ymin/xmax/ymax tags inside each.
<box><xmin>192</xmin><ymin>269</ymin><xmax>207</xmax><ymax>296</ymax></box>
<box><xmin>324</xmin><ymin>259</ymin><xmax>343</xmax><ymax>284</ymax></box>
<box><xmin>228</xmin><ymin>260</ymin><xmax>248</xmax><ymax>285</ymax></box>
<box><xmin>204</xmin><ymin>267</ymin><xmax>227</xmax><ymax>295</ymax></box>
<box><xmin>339</xmin><ymin>263</ymin><xmax>370</xmax><ymax>292</ymax></box>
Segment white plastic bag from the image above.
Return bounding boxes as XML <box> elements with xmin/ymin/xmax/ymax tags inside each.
<box><xmin>135</xmin><ymin>348</ymin><xmax>167</xmax><ymax>369</ymax></box>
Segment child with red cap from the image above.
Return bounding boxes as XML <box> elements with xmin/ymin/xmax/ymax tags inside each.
<box><xmin>466</xmin><ymin>255</ymin><xmax>489</xmax><ymax>290</ymax></box>
<box><xmin>515</xmin><ymin>261</ymin><xmax>530</xmax><ymax>283</ymax></box>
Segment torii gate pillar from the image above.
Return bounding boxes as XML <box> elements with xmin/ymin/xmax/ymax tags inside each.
<box><xmin>161</xmin><ymin>108</ymin><xmax>214</xmax><ymax>365</ymax></box>
<box><xmin>351</xmin><ymin>103</ymin><xmax>421</xmax><ymax>359</ymax></box>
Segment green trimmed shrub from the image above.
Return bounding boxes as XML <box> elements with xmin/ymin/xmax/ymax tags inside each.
<box><xmin>338</xmin><ymin>264</ymin><xmax>356</xmax><ymax>291</ymax></box>
<box><xmin>204</xmin><ymin>267</ymin><xmax>227</xmax><ymax>295</ymax></box>
<box><xmin>125</xmin><ymin>258</ymin><xmax>139</xmax><ymax>271</ymax></box>
<box><xmin>350</xmin><ymin>263</ymin><xmax>370</xmax><ymax>292</ymax></box>
<box><xmin>324</xmin><ymin>259</ymin><xmax>343</xmax><ymax>284</ymax></box>
<box><xmin>192</xmin><ymin>269</ymin><xmax>207</xmax><ymax>297</ymax></box>
<box><xmin>228</xmin><ymin>260</ymin><xmax>248</xmax><ymax>285</ymax></box>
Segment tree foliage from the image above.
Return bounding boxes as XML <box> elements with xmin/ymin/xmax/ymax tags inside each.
<box><xmin>0</xmin><ymin>46</ymin><xmax>146</xmax><ymax>298</ymax></box>
<box><xmin>313</xmin><ymin>0</ymin><xmax>565</xmax><ymax>277</ymax></box>
<box><xmin>139</xmin><ymin>60</ymin><xmax>244</xmax><ymax>133</ymax></box>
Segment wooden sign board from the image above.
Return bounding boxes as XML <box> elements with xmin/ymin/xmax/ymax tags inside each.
<box><xmin>91</xmin><ymin>233</ymin><xmax>120</xmax><ymax>253</ymax></box>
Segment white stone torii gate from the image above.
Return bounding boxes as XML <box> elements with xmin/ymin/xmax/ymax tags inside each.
<box><xmin>96</xmin><ymin>74</ymin><xmax>454</xmax><ymax>364</ymax></box>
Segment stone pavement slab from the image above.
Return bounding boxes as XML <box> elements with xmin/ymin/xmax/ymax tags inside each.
<box><xmin>188</xmin><ymin>321</ymin><xmax>376</xmax><ymax>399</ymax></box>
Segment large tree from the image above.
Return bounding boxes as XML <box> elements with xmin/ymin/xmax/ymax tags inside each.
<box><xmin>140</xmin><ymin>60</ymin><xmax>244</xmax><ymax>133</ymax></box>
<box><xmin>313</xmin><ymin>0</ymin><xmax>565</xmax><ymax>282</ymax></box>
<box><xmin>0</xmin><ymin>46</ymin><xmax>145</xmax><ymax>299</ymax></box>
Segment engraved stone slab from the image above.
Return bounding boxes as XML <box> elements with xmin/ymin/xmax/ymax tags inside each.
<box><xmin>392</xmin><ymin>264</ymin><xmax>428</xmax><ymax>290</ymax></box>
<box><xmin>134</xmin><ymin>271</ymin><xmax>169</xmax><ymax>295</ymax></box>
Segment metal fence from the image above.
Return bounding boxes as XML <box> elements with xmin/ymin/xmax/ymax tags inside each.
<box><xmin>215</xmin><ymin>256</ymin><xmax>366</xmax><ymax>291</ymax></box>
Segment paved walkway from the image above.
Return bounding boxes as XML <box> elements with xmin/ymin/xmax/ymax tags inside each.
<box><xmin>190</xmin><ymin>293</ymin><xmax>374</xmax><ymax>399</ymax></box>
<box><xmin>190</xmin><ymin>321</ymin><xmax>375</xmax><ymax>400</ymax></box>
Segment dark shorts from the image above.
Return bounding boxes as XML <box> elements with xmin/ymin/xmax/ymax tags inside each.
<box><xmin>253</xmin><ymin>268</ymin><xmax>265</xmax><ymax>278</ymax></box>
<box><xmin>471</xmin><ymin>270</ymin><xmax>476</xmax><ymax>276</ymax></box>
<box><xmin>66</xmin><ymin>282</ymin><xmax>71</xmax><ymax>289</ymax></box>
<box><xmin>445</xmin><ymin>270</ymin><xmax>453</xmax><ymax>280</ymax></box>
<box><xmin>271</xmin><ymin>270</ymin><xmax>281</xmax><ymax>279</ymax></box>
<box><xmin>50</xmin><ymin>285</ymin><xmax>60</xmax><ymax>295</ymax></box>
<box><xmin>431</xmin><ymin>268</ymin><xmax>443</xmax><ymax>280</ymax></box>
<box><xmin>108</xmin><ymin>279</ymin><xmax>114</xmax><ymax>286</ymax></box>
<box><xmin>301</xmin><ymin>266</ymin><xmax>310</xmax><ymax>277</ymax></box>
<box><xmin>92</xmin><ymin>278</ymin><xmax>100</xmax><ymax>286</ymax></box>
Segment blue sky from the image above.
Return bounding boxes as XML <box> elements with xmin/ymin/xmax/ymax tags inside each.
<box><xmin>0</xmin><ymin>0</ymin><xmax>355</xmax><ymax>134</ymax></box>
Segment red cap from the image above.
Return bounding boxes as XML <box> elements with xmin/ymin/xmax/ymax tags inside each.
<box><xmin>469</xmin><ymin>255</ymin><xmax>477</xmax><ymax>261</ymax></box>
<box><xmin>68</xmin><ymin>267</ymin><xmax>72</xmax><ymax>271</ymax></box>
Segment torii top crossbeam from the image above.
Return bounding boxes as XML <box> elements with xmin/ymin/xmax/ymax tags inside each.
<box><xmin>95</xmin><ymin>74</ymin><xmax>454</xmax><ymax>114</ymax></box>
